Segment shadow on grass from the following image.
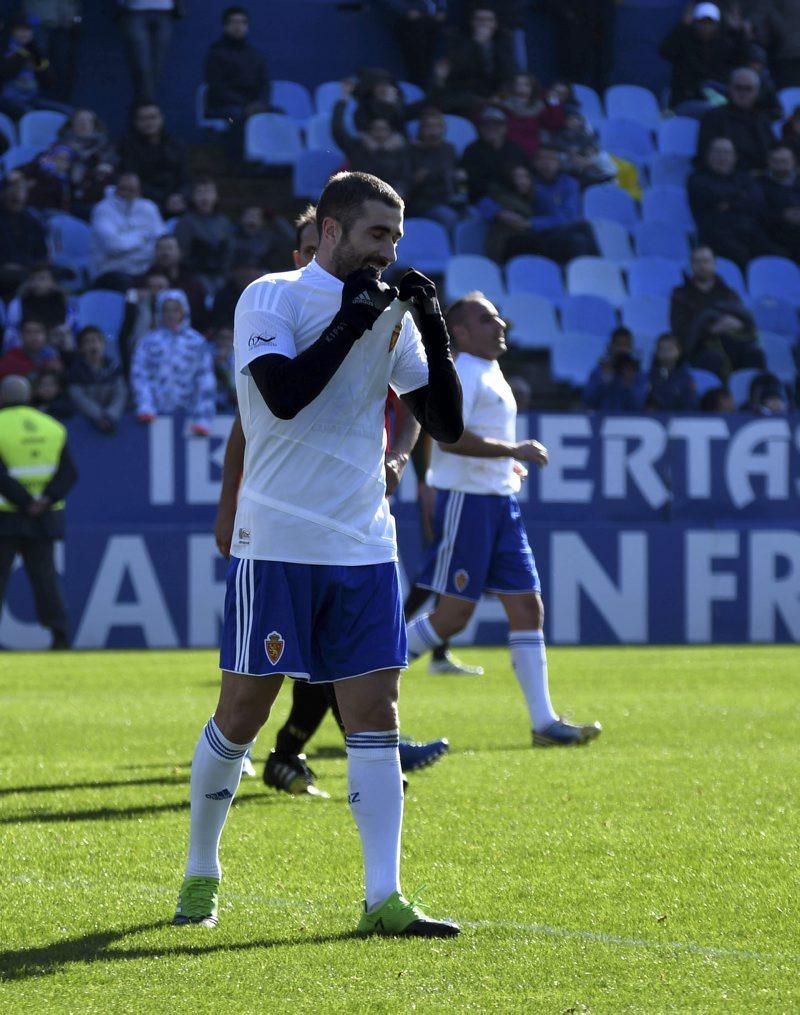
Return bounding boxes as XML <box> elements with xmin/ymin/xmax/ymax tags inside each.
<box><xmin>0</xmin><ymin>775</ymin><xmax>189</xmax><ymax>798</ymax></box>
<box><xmin>0</xmin><ymin>922</ymin><xmax>360</xmax><ymax>981</ymax></box>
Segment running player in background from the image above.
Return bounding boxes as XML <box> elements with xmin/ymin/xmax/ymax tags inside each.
<box><xmin>174</xmin><ymin>172</ymin><xmax>463</xmax><ymax>936</ymax></box>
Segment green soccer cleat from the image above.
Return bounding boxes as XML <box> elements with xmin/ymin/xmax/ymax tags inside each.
<box><xmin>356</xmin><ymin>891</ymin><xmax>460</xmax><ymax>938</ymax></box>
<box><xmin>172</xmin><ymin>875</ymin><xmax>220</xmax><ymax>927</ymax></box>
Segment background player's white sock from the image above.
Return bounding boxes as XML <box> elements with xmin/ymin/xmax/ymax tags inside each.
<box><xmin>509</xmin><ymin>630</ymin><xmax>559</xmax><ymax>731</ymax></box>
<box><xmin>185</xmin><ymin>717</ymin><xmax>254</xmax><ymax>879</ymax></box>
<box><xmin>345</xmin><ymin>731</ymin><xmax>403</xmax><ymax>911</ymax></box>
<box><xmin>406</xmin><ymin>614</ymin><xmax>443</xmax><ymax>660</ymax></box>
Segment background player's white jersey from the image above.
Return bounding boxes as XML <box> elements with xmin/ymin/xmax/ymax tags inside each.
<box><xmin>427</xmin><ymin>352</ymin><xmax>519</xmax><ymax>496</ymax></box>
<box><xmin>232</xmin><ymin>259</ymin><xmax>429</xmax><ymax>565</ymax></box>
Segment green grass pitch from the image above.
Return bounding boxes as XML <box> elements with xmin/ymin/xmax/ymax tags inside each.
<box><xmin>1</xmin><ymin>646</ymin><xmax>798</xmax><ymax>1013</ymax></box>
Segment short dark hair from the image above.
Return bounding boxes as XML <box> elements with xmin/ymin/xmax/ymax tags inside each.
<box><xmin>294</xmin><ymin>203</ymin><xmax>317</xmax><ymax>250</ymax></box>
<box><xmin>315</xmin><ymin>172</ymin><xmax>403</xmax><ymax>238</ymax></box>
<box><xmin>223</xmin><ymin>6</ymin><xmax>248</xmax><ymax>22</ymax></box>
<box><xmin>77</xmin><ymin>325</ymin><xmax>105</xmax><ymax>346</ymax></box>
<box><xmin>445</xmin><ymin>290</ymin><xmax>485</xmax><ymax>332</ymax></box>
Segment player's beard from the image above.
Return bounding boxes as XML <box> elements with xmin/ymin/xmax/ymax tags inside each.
<box><xmin>330</xmin><ymin>236</ymin><xmax>388</xmax><ymax>280</ymax></box>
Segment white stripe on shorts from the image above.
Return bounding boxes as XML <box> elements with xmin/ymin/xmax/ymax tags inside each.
<box><xmin>234</xmin><ymin>557</ymin><xmax>244</xmax><ymax>671</ymax></box>
<box><xmin>243</xmin><ymin>559</ymin><xmax>254</xmax><ymax>672</ymax></box>
<box><xmin>432</xmin><ymin>490</ymin><xmax>464</xmax><ymax>592</ymax></box>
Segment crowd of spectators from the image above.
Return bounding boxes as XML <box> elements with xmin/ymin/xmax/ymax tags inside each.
<box><xmin>1</xmin><ymin>0</ymin><xmax>799</xmax><ymax>430</ymax></box>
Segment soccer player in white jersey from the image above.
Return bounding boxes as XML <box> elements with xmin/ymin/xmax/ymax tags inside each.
<box><xmin>406</xmin><ymin>292</ymin><xmax>602</xmax><ymax>748</ymax></box>
<box><xmin>173</xmin><ymin>172</ymin><xmax>463</xmax><ymax>936</ymax></box>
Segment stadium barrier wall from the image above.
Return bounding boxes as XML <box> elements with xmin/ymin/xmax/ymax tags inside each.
<box><xmin>1</xmin><ymin>411</ymin><xmax>798</xmax><ymax>649</ymax></box>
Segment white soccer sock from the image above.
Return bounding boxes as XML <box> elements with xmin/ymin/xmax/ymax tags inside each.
<box><xmin>345</xmin><ymin>731</ymin><xmax>403</xmax><ymax>911</ymax></box>
<box><xmin>509</xmin><ymin>629</ymin><xmax>559</xmax><ymax>731</ymax></box>
<box><xmin>406</xmin><ymin>613</ymin><xmax>443</xmax><ymax>660</ymax></box>
<box><xmin>185</xmin><ymin>717</ymin><xmax>254</xmax><ymax>879</ymax></box>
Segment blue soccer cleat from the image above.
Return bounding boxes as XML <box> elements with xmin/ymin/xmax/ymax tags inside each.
<box><xmin>532</xmin><ymin>719</ymin><xmax>602</xmax><ymax>747</ymax></box>
<box><xmin>399</xmin><ymin>737</ymin><xmax>449</xmax><ymax>772</ymax></box>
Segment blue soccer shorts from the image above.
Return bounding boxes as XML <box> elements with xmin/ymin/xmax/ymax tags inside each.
<box><xmin>415</xmin><ymin>491</ymin><xmax>540</xmax><ymax>602</ymax></box>
<box><xmin>219</xmin><ymin>557</ymin><xmax>408</xmax><ymax>681</ymax></box>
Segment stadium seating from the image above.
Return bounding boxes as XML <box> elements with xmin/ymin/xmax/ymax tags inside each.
<box><xmin>573</xmin><ymin>83</ymin><xmax>604</xmax><ymax>126</ymax></box>
<box><xmin>589</xmin><ymin>217</ymin><xmax>634</xmax><ymax>266</ymax></box>
<box><xmin>560</xmin><ymin>293</ymin><xmax>617</xmax><ymax>337</ymax></box>
<box><xmin>746</xmin><ymin>256</ymin><xmax>800</xmax><ymax>306</ymax></box>
<box><xmin>399</xmin><ymin>80</ymin><xmax>425</xmax><ymax>104</ymax></box>
<box><xmin>690</xmin><ymin>367</ymin><xmax>723</xmax><ymax>397</ymax></box>
<box><xmin>195</xmin><ymin>84</ymin><xmax>227</xmax><ymax>132</ymax></box>
<box><xmin>760</xmin><ymin>332</ymin><xmax>798</xmax><ymax>383</ymax></box>
<box><xmin>292</xmin><ymin>148</ymin><xmax>342</xmax><ymax>200</ymax></box>
<box><xmin>751</xmin><ymin>297</ymin><xmax>799</xmax><ymax>338</ymax></box>
<box><xmin>551</xmin><ymin>331</ymin><xmax>608</xmax><ymax>385</ymax></box>
<box><xmin>304</xmin><ymin>113</ymin><xmax>342</xmax><ymax>154</ymax></box>
<box><xmin>501</xmin><ymin>291</ymin><xmax>561</xmax><ymax>349</ymax></box>
<box><xmin>778</xmin><ymin>86</ymin><xmax>800</xmax><ymax>119</ymax></box>
<box><xmin>728</xmin><ymin>367</ymin><xmax>761</xmax><ymax>405</ymax></box>
<box><xmin>47</xmin><ymin>214</ymin><xmax>93</xmax><ymax>285</ymax></box>
<box><xmin>621</xmin><ymin>293</ymin><xmax>670</xmax><ymax>340</ymax></box>
<box><xmin>76</xmin><ymin>289</ymin><xmax>126</xmax><ymax>358</ymax></box>
<box><xmin>314</xmin><ymin>81</ymin><xmax>343</xmax><ymax>116</ymax></box>
<box><xmin>599</xmin><ymin>118</ymin><xmax>655</xmax><ymax>166</ymax></box>
<box><xmin>394</xmin><ymin>218</ymin><xmax>451</xmax><ymax>276</ymax></box>
<box><xmin>1</xmin><ymin>144</ymin><xmax>40</xmax><ymax>172</ymax></box>
<box><xmin>244</xmin><ymin>113</ymin><xmax>303</xmax><ymax>165</ymax></box>
<box><xmin>714</xmin><ymin>257</ymin><xmax>747</xmax><ymax>299</ymax></box>
<box><xmin>566</xmin><ymin>256</ymin><xmax>627</xmax><ymax>307</ymax></box>
<box><xmin>627</xmin><ymin>257</ymin><xmax>684</xmax><ymax>299</ymax></box>
<box><xmin>505</xmin><ymin>255</ymin><xmax>565</xmax><ymax>304</ymax></box>
<box><xmin>18</xmin><ymin>109</ymin><xmax>67</xmax><ymax>149</ymax></box>
<box><xmin>453</xmin><ymin>217</ymin><xmax>488</xmax><ymax>256</ymax></box>
<box><xmin>656</xmin><ymin>117</ymin><xmax>698</xmax><ymax>157</ymax></box>
<box><xmin>271</xmin><ymin>79</ymin><xmax>314</xmax><ymax>124</ymax></box>
<box><xmin>0</xmin><ymin>112</ymin><xmax>16</xmax><ymax>149</ymax></box>
<box><xmin>633</xmin><ymin>219</ymin><xmax>690</xmax><ymax>261</ymax></box>
<box><xmin>444</xmin><ymin>254</ymin><xmax>504</xmax><ymax>306</ymax></box>
<box><xmin>604</xmin><ymin>84</ymin><xmax>661</xmax><ymax>132</ymax></box>
<box><xmin>649</xmin><ymin>152</ymin><xmax>692</xmax><ymax>188</ymax></box>
<box><xmin>642</xmin><ymin>185</ymin><xmax>695</xmax><ymax>235</ymax></box>
<box><xmin>407</xmin><ymin>115</ymin><xmax>477</xmax><ymax>155</ymax></box>
<box><xmin>583</xmin><ymin>184</ymin><xmax>639</xmax><ymax>229</ymax></box>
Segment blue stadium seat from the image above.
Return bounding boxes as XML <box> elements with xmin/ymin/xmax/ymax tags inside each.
<box><xmin>778</xmin><ymin>86</ymin><xmax>800</xmax><ymax>119</ymax></box>
<box><xmin>314</xmin><ymin>81</ymin><xmax>343</xmax><ymax>116</ymax></box>
<box><xmin>599</xmin><ymin>118</ymin><xmax>655</xmax><ymax>166</ymax></box>
<box><xmin>728</xmin><ymin>368</ymin><xmax>761</xmax><ymax>406</ymax></box>
<box><xmin>649</xmin><ymin>153</ymin><xmax>692</xmax><ymax>188</ymax></box>
<box><xmin>394</xmin><ymin>218</ymin><xmax>451</xmax><ymax>276</ymax></box>
<box><xmin>444</xmin><ymin>254</ymin><xmax>505</xmax><ymax>306</ymax></box>
<box><xmin>0</xmin><ymin>112</ymin><xmax>16</xmax><ymax>149</ymax></box>
<box><xmin>642</xmin><ymin>185</ymin><xmax>695</xmax><ymax>234</ymax></box>
<box><xmin>304</xmin><ymin>113</ymin><xmax>343</xmax><ymax>154</ymax></box>
<box><xmin>501</xmin><ymin>292</ymin><xmax>561</xmax><ymax>349</ymax></box>
<box><xmin>747</xmin><ymin>256</ymin><xmax>800</xmax><ymax>306</ymax></box>
<box><xmin>551</xmin><ymin>331</ymin><xmax>608</xmax><ymax>385</ymax></box>
<box><xmin>626</xmin><ymin>256</ymin><xmax>684</xmax><ymax>299</ymax></box>
<box><xmin>690</xmin><ymin>367</ymin><xmax>724</xmax><ymax>397</ymax></box>
<box><xmin>633</xmin><ymin>220</ymin><xmax>690</xmax><ymax>261</ymax></box>
<box><xmin>604</xmin><ymin>84</ymin><xmax>661</xmax><ymax>132</ymax></box>
<box><xmin>560</xmin><ymin>293</ymin><xmax>617</xmax><ymax>337</ymax></box>
<box><xmin>292</xmin><ymin>148</ymin><xmax>342</xmax><ymax>200</ymax></box>
<box><xmin>195</xmin><ymin>84</ymin><xmax>228</xmax><ymax>132</ymax></box>
<box><xmin>589</xmin><ymin>217</ymin><xmax>634</xmax><ymax>266</ymax></box>
<box><xmin>657</xmin><ymin>116</ymin><xmax>698</xmax><ymax>156</ymax></box>
<box><xmin>244</xmin><ymin>113</ymin><xmax>303</xmax><ymax>165</ymax></box>
<box><xmin>573</xmin><ymin>83</ymin><xmax>605</xmax><ymax>127</ymax></box>
<box><xmin>566</xmin><ymin>256</ymin><xmax>627</xmax><ymax>307</ymax></box>
<box><xmin>760</xmin><ymin>332</ymin><xmax>798</xmax><ymax>383</ymax></box>
<box><xmin>714</xmin><ymin>256</ymin><xmax>747</xmax><ymax>298</ymax></box>
<box><xmin>399</xmin><ymin>80</ymin><xmax>425</xmax><ymax>104</ymax></box>
<box><xmin>18</xmin><ymin>109</ymin><xmax>67</xmax><ymax>149</ymax></box>
<box><xmin>1</xmin><ymin>144</ymin><xmax>40</xmax><ymax>172</ymax></box>
<box><xmin>271</xmin><ymin>79</ymin><xmax>314</xmax><ymax>124</ymax></box>
<box><xmin>752</xmin><ymin>297</ymin><xmax>799</xmax><ymax>338</ymax></box>
<box><xmin>621</xmin><ymin>293</ymin><xmax>670</xmax><ymax>340</ymax></box>
<box><xmin>505</xmin><ymin>255</ymin><xmax>565</xmax><ymax>303</ymax></box>
<box><xmin>453</xmin><ymin>217</ymin><xmax>488</xmax><ymax>255</ymax></box>
<box><xmin>583</xmin><ymin>184</ymin><xmax>639</xmax><ymax>229</ymax></box>
<box><xmin>47</xmin><ymin>213</ymin><xmax>92</xmax><ymax>285</ymax></box>
<box><xmin>409</xmin><ymin>115</ymin><xmax>477</xmax><ymax>155</ymax></box>
<box><xmin>76</xmin><ymin>289</ymin><xmax>126</xmax><ymax>358</ymax></box>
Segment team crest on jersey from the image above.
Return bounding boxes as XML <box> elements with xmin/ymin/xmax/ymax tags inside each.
<box><xmin>453</xmin><ymin>569</ymin><xmax>469</xmax><ymax>592</ymax></box>
<box><xmin>388</xmin><ymin>322</ymin><xmax>402</xmax><ymax>352</ymax></box>
<box><xmin>265</xmin><ymin>631</ymin><xmax>285</xmax><ymax>665</ymax></box>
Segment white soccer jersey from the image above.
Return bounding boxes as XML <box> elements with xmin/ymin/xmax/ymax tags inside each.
<box><xmin>427</xmin><ymin>352</ymin><xmax>519</xmax><ymax>496</ymax></box>
<box><xmin>231</xmin><ymin>259</ymin><xmax>429</xmax><ymax>565</ymax></box>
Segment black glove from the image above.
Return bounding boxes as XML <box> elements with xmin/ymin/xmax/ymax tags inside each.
<box><xmin>398</xmin><ymin>269</ymin><xmax>443</xmax><ymax>321</ymax></box>
<box><xmin>336</xmin><ymin>267</ymin><xmax>398</xmax><ymax>337</ymax></box>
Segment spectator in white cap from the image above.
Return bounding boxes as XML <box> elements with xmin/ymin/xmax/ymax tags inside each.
<box><xmin>659</xmin><ymin>2</ymin><xmax>750</xmax><ymax>114</ymax></box>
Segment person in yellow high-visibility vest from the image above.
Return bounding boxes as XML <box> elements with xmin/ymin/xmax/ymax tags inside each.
<box><xmin>0</xmin><ymin>374</ymin><xmax>78</xmax><ymax>649</ymax></box>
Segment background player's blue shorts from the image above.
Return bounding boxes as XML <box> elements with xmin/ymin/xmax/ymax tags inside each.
<box><xmin>219</xmin><ymin>558</ymin><xmax>407</xmax><ymax>681</ymax></box>
<box><xmin>415</xmin><ymin>491</ymin><xmax>540</xmax><ymax>602</ymax></box>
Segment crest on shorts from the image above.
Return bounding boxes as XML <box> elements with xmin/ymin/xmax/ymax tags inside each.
<box><xmin>453</xmin><ymin>569</ymin><xmax>469</xmax><ymax>593</ymax></box>
<box><xmin>388</xmin><ymin>322</ymin><xmax>402</xmax><ymax>352</ymax></box>
<box><xmin>265</xmin><ymin>631</ymin><xmax>285</xmax><ymax>665</ymax></box>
